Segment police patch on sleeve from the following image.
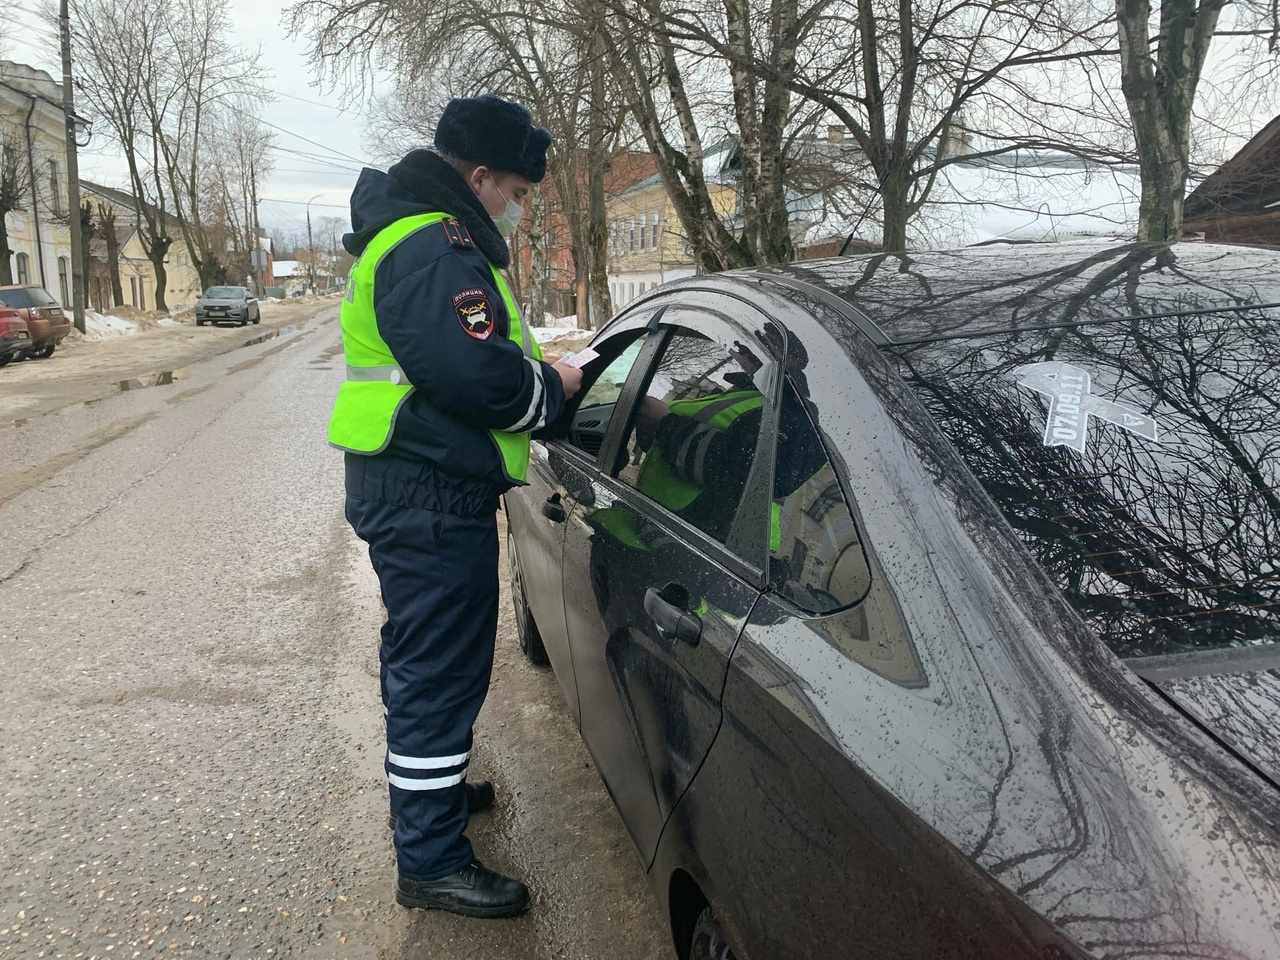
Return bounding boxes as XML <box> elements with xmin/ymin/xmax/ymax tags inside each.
<box><xmin>453</xmin><ymin>288</ymin><xmax>494</xmax><ymax>340</ymax></box>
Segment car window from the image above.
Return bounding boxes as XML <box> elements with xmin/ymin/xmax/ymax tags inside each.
<box><xmin>768</xmin><ymin>380</ymin><xmax>871</xmax><ymax>614</ymax></box>
<box><xmin>564</xmin><ymin>333</ymin><xmax>650</xmax><ymax>459</ymax></box>
<box><xmin>616</xmin><ymin>326</ymin><xmax>771</xmax><ymax>545</ymax></box>
<box><xmin>204</xmin><ymin>287</ymin><xmax>241</xmax><ymax>298</ymax></box>
<box><xmin>0</xmin><ymin>287</ymin><xmax>54</xmax><ymax>308</ymax></box>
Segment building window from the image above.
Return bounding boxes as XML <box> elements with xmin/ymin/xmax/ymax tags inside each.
<box><xmin>58</xmin><ymin>257</ymin><xmax>69</xmax><ymax>305</ymax></box>
<box><xmin>650</xmin><ymin>211</ymin><xmax>660</xmax><ymax>248</ymax></box>
<box><xmin>15</xmin><ymin>252</ymin><xmax>30</xmax><ymax>284</ymax></box>
<box><xmin>629</xmin><ymin>218</ymin><xmax>636</xmax><ymax>254</ymax></box>
<box><xmin>639</xmin><ymin>214</ymin><xmax>647</xmax><ymax>252</ymax></box>
<box><xmin>130</xmin><ymin>275</ymin><xmax>146</xmax><ymax>310</ymax></box>
<box><xmin>628</xmin><ymin>281</ymin><xmax>635</xmax><ymax>301</ymax></box>
<box><xmin>48</xmin><ymin>160</ymin><xmax>63</xmax><ymax>215</ymax></box>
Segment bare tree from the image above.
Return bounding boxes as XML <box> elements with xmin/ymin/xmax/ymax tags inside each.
<box><xmin>1115</xmin><ymin>0</ymin><xmax>1280</xmax><ymax>240</ymax></box>
<box><xmin>0</xmin><ymin>128</ymin><xmax>30</xmax><ymax>285</ymax></box>
<box><xmin>94</xmin><ymin>200</ymin><xmax>123</xmax><ymax>306</ymax></box>
<box><xmin>150</xmin><ymin>0</ymin><xmax>264</xmax><ymax>289</ymax></box>
<box><xmin>205</xmin><ymin>105</ymin><xmax>275</xmax><ymax>282</ymax></box>
<box><xmin>74</xmin><ymin>0</ymin><xmax>175</xmax><ymax>309</ymax></box>
<box><xmin>289</xmin><ymin>0</ymin><xmax>627</xmax><ymax>327</ymax></box>
<box><xmin>74</xmin><ymin>0</ymin><xmax>267</xmax><ymax>305</ymax></box>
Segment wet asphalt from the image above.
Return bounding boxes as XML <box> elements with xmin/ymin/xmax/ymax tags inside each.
<box><xmin>0</xmin><ymin>308</ymin><xmax>670</xmax><ymax>959</ymax></box>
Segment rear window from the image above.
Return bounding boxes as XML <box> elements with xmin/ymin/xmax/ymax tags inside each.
<box><xmin>887</xmin><ymin>309</ymin><xmax>1280</xmax><ymax>660</ymax></box>
<box><xmin>204</xmin><ymin>287</ymin><xmax>243</xmax><ymax>298</ymax></box>
<box><xmin>0</xmin><ymin>287</ymin><xmax>56</xmax><ymax>308</ymax></box>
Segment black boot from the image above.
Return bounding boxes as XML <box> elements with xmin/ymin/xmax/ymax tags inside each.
<box><xmin>396</xmin><ymin>860</ymin><xmax>529</xmax><ymax>918</ymax></box>
<box><xmin>387</xmin><ymin>779</ymin><xmax>496</xmax><ymax>830</ymax></box>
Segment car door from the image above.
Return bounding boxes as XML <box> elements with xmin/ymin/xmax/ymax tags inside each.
<box><xmin>513</xmin><ymin>315</ymin><xmax>662</xmax><ymax>725</ymax></box>
<box><xmin>504</xmin><ymin>439</ymin><xmax>578</xmax><ymax>716</ymax></box>
<box><xmin>556</xmin><ymin>298</ymin><xmax>779</xmax><ymax>864</ymax></box>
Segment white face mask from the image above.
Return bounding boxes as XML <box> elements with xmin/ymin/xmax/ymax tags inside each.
<box><xmin>491</xmin><ymin>182</ymin><xmax>525</xmax><ymax>238</ymax></box>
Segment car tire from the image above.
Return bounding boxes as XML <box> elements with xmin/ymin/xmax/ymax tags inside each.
<box><xmin>507</xmin><ymin>531</ymin><xmax>549</xmax><ymax>666</ymax></box>
<box><xmin>238</xmin><ymin>315</ymin><xmax>248</xmax><ymax>327</ymax></box>
<box><xmin>0</xmin><ymin>354</ymin><xmax>11</xmax><ymax>368</ymax></box>
<box><xmin>689</xmin><ymin>908</ymin><xmax>736</xmax><ymax>960</ymax></box>
<box><xmin>251</xmin><ymin>312</ymin><xmax>259</xmax><ymax>325</ymax></box>
<box><xmin>31</xmin><ymin>344</ymin><xmax>54</xmax><ymax>359</ymax></box>
<box><xmin>196</xmin><ymin>318</ymin><xmax>204</xmax><ymax>326</ymax></box>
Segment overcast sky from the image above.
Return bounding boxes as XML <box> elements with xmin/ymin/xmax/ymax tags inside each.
<box><xmin>3</xmin><ymin>0</ymin><xmax>387</xmax><ymax>237</ymax></box>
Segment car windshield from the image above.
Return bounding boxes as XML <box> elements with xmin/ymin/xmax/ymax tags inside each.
<box><xmin>0</xmin><ymin>287</ymin><xmax>56</xmax><ymax>308</ymax></box>
<box><xmin>886</xmin><ymin>308</ymin><xmax>1280</xmax><ymax>660</ymax></box>
<box><xmin>204</xmin><ymin>287</ymin><xmax>243</xmax><ymax>299</ymax></box>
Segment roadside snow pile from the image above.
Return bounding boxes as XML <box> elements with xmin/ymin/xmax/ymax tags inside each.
<box><xmin>82</xmin><ymin>311</ymin><xmax>138</xmax><ymax>341</ymax></box>
<box><xmin>157</xmin><ymin>317</ymin><xmax>178</xmax><ymax>327</ymax></box>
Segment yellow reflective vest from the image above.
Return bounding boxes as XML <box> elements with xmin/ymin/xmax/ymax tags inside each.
<box><xmin>327</xmin><ymin>211</ymin><xmax>541</xmax><ymax>485</ymax></box>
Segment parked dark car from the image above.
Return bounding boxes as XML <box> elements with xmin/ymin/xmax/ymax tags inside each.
<box><xmin>195</xmin><ymin>286</ymin><xmax>260</xmax><ymax>326</ymax></box>
<box><xmin>504</xmin><ymin>242</ymin><xmax>1280</xmax><ymax>960</ymax></box>
<box><xmin>0</xmin><ymin>306</ymin><xmax>32</xmax><ymax>367</ymax></box>
<box><xmin>0</xmin><ymin>284</ymin><xmax>70</xmax><ymax>358</ymax></box>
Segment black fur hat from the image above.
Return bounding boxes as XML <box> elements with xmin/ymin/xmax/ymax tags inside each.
<box><xmin>433</xmin><ymin>94</ymin><xmax>552</xmax><ymax>183</ymax></box>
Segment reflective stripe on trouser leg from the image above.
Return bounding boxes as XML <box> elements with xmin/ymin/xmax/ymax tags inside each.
<box><xmin>345</xmin><ymin>496</ymin><xmax>499</xmax><ymax>881</ymax></box>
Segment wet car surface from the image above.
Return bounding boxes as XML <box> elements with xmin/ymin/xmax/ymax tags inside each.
<box><xmin>505</xmin><ymin>242</ymin><xmax>1280</xmax><ymax>959</ymax></box>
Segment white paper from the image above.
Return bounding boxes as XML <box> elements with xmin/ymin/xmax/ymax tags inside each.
<box><xmin>561</xmin><ymin>347</ymin><xmax>600</xmax><ymax>369</ymax></box>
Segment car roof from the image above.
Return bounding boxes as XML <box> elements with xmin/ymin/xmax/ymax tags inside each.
<box><xmin>750</xmin><ymin>241</ymin><xmax>1280</xmax><ymax>345</ymax></box>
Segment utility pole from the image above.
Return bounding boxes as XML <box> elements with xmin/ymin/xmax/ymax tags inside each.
<box><xmin>59</xmin><ymin>0</ymin><xmax>86</xmax><ymax>334</ymax></box>
<box><xmin>250</xmin><ymin>160</ymin><xmax>264</xmax><ymax>295</ymax></box>
<box><xmin>306</xmin><ymin>193</ymin><xmax>320</xmax><ymax>294</ymax></box>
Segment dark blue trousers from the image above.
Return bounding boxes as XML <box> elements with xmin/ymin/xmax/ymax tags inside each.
<box><xmin>345</xmin><ymin>495</ymin><xmax>499</xmax><ymax>881</ymax></box>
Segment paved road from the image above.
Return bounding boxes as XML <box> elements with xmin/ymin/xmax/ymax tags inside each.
<box><xmin>0</xmin><ymin>298</ymin><xmax>338</xmax><ymax>422</ymax></box>
<box><xmin>0</xmin><ymin>309</ymin><xmax>669</xmax><ymax>959</ymax></box>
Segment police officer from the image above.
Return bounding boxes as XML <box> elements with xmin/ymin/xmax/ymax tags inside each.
<box><xmin>329</xmin><ymin>94</ymin><xmax>583</xmax><ymax>918</ymax></box>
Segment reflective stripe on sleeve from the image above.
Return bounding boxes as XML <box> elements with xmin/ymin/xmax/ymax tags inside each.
<box><xmin>506</xmin><ymin>358</ymin><xmax>547</xmax><ymax>433</ymax></box>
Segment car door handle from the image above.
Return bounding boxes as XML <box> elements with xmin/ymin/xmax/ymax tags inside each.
<box><xmin>542</xmin><ymin>494</ymin><xmax>566</xmax><ymax>523</ymax></box>
<box><xmin>644</xmin><ymin>585</ymin><xmax>702</xmax><ymax>647</ymax></box>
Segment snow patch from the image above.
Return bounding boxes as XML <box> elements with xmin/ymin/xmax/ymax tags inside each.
<box><xmin>82</xmin><ymin>311</ymin><xmax>138</xmax><ymax>341</ymax></box>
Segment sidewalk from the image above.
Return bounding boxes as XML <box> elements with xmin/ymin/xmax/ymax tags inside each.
<box><xmin>0</xmin><ymin>297</ymin><xmax>340</xmax><ymax>422</ymax></box>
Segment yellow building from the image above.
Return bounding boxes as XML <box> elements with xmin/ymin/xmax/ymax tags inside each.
<box><xmin>0</xmin><ymin>61</ymin><xmax>76</xmax><ymax>301</ymax></box>
<box><xmin>605</xmin><ymin>155</ymin><xmax>738</xmax><ymax>308</ymax></box>
<box><xmin>82</xmin><ymin>180</ymin><xmax>202</xmax><ymax>312</ymax></box>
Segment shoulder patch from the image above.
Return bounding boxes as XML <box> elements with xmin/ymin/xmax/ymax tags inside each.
<box><xmin>453</xmin><ymin>288</ymin><xmax>494</xmax><ymax>340</ymax></box>
<box><xmin>442</xmin><ymin>217</ymin><xmax>475</xmax><ymax>249</ymax></box>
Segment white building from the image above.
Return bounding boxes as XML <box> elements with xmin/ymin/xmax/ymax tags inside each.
<box><xmin>0</xmin><ymin>61</ymin><xmax>78</xmax><ymax>301</ymax></box>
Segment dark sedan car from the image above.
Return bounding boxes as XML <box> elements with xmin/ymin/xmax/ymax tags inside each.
<box><xmin>504</xmin><ymin>242</ymin><xmax>1280</xmax><ymax>960</ymax></box>
<box><xmin>195</xmin><ymin>286</ymin><xmax>260</xmax><ymax>326</ymax></box>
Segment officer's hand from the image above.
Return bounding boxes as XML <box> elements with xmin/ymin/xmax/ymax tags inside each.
<box><xmin>551</xmin><ymin>359</ymin><xmax>584</xmax><ymax>399</ymax></box>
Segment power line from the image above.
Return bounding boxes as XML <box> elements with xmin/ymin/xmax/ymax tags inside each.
<box><xmin>273</xmin><ymin>167</ymin><xmax>357</xmax><ymax>177</ymax></box>
<box><xmin>224</xmin><ymin>101</ymin><xmax>371</xmax><ymax>168</ymax></box>
<box><xmin>270</xmin><ymin>146</ymin><xmax>364</xmax><ymax>173</ymax></box>
<box><xmin>273</xmin><ymin>89</ymin><xmax>355</xmax><ymax>116</ymax></box>
<box><xmin>261</xmin><ymin>197</ymin><xmax>349</xmax><ymax>209</ymax></box>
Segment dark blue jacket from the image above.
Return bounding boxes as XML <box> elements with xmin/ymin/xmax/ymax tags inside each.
<box><xmin>342</xmin><ymin>151</ymin><xmax>566</xmax><ymax>515</ymax></box>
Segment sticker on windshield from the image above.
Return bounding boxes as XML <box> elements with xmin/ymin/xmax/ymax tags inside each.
<box><xmin>1012</xmin><ymin>362</ymin><xmax>1159</xmax><ymax>454</ymax></box>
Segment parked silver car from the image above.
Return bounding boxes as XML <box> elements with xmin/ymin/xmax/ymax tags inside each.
<box><xmin>195</xmin><ymin>286</ymin><xmax>260</xmax><ymax>326</ymax></box>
